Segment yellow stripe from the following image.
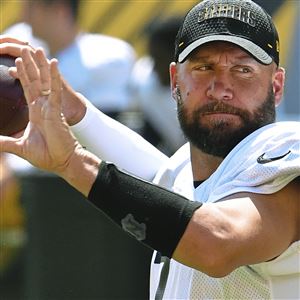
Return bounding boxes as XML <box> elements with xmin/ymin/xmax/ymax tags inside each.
<box><xmin>163</xmin><ymin>0</ymin><xmax>196</xmax><ymax>17</ymax></box>
<box><xmin>78</xmin><ymin>0</ymin><xmax>200</xmax><ymax>56</ymax></box>
<box><xmin>273</xmin><ymin>0</ymin><xmax>299</xmax><ymax>67</ymax></box>
<box><xmin>102</xmin><ymin>1</ymin><xmax>158</xmax><ymax>40</ymax></box>
<box><xmin>0</xmin><ymin>0</ymin><xmax>22</xmax><ymax>32</ymax></box>
<box><xmin>79</xmin><ymin>1</ymin><xmax>114</xmax><ymax>31</ymax></box>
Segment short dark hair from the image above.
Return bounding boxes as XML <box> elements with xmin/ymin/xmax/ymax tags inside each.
<box><xmin>147</xmin><ymin>16</ymin><xmax>183</xmax><ymax>50</ymax></box>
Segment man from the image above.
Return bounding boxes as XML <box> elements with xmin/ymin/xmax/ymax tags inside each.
<box><xmin>1</xmin><ymin>0</ymin><xmax>299</xmax><ymax>299</ymax></box>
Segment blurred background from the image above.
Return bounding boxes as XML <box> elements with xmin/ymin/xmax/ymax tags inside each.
<box><xmin>1</xmin><ymin>0</ymin><xmax>299</xmax><ymax>121</ymax></box>
<box><xmin>1</xmin><ymin>1</ymin><xmax>299</xmax><ymax>300</ymax></box>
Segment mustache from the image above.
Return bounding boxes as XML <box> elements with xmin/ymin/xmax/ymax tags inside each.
<box><xmin>196</xmin><ymin>102</ymin><xmax>247</xmax><ymax>116</ymax></box>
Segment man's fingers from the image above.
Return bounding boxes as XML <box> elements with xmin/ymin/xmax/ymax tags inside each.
<box><xmin>0</xmin><ymin>42</ymin><xmax>35</xmax><ymax>58</ymax></box>
<box><xmin>35</xmin><ymin>48</ymin><xmax>51</xmax><ymax>93</ymax></box>
<box><xmin>15</xmin><ymin>57</ymin><xmax>33</xmax><ymax>105</ymax></box>
<box><xmin>16</xmin><ymin>48</ymin><xmax>42</xmax><ymax>103</ymax></box>
<box><xmin>0</xmin><ymin>36</ymin><xmax>29</xmax><ymax>45</ymax></box>
<box><xmin>8</xmin><ymin>66</ymin><xmax>18</xmax><ymax>79</ymax></box>
<box><xmin>21</xmin><ymin>48</ymin><xmax>40</xmax><ymax>84</ymax></box>
<box><xmin>0</xmin><ymin>136</ymin><xmax>22</xmax><ymax>157</ymax></box>
<box><xmin>50</xmin><ymin>59</ymin><xmax>62</xmax><ymax>106</ymax></box>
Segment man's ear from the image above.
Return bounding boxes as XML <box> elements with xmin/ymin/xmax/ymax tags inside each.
<box><xmin>170</xmin><ymin>62</ymin><xmax>178</xmax><ymax>100</ymax></box>
<box><xmin>273</xmin><ymin>67</ymin><xmax>285</xmax><ymax>107</ymax></box>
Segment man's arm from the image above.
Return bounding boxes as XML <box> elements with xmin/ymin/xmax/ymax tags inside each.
<box><xmin>0</xmin><ymin>37</ymin><xmax>167</xmax><ymax>180</ymax></box>
<box><xmin>1</xmin><ymin>46</ymin><xmax>298</xmax><ymax>279</ymax></box>
<box><xmin>61</xmin><ymin>77</ymin><xmax>168</xmax><ymax>180</ymax></box>
<box><xmin>173</xmin><ymin>178</ymin><xmax>300</xmax><ymax>277</ymax></box>
<box><xmin>67</xmin><ymin>92</ymin><xmax>168</xmax><ymax>180</ymax></box>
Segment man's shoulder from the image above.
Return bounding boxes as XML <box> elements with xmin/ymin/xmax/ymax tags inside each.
<box><xmin>260</xmin><ymin>121</ymin><xmax>299</xmax><ymax>134</ymax></box>
<box><xmin>203</xmin><ymin>121</ymin><xmax>300</xmax><ymax>202</ymax></box>
<box><xmin>252</xmin><ymin>121</ymin><xmax>300</xmax><ymax>136</ymax></box>
<box><xmin>234</xmin><ymin>121</ymin><xmax>299</xmax><ymax>155</ymax></box>
<box><xmin>4</xmin><ymin>22</ymin><xmax>49</xmax><ymax>54</ymax></box>
<box><xmin>250</xmin><ymin>121</ymin><xmax>299</xmax><ymax>138</ymax></box>
<box><xmin>58</xmin><ymin>32</ymin><xmax>136</xmax><ymax>77</ymax></box>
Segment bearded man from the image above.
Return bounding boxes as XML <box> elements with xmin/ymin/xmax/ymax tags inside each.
<box><xmin>1</xmin><ymin>1</ymin><xmax>299</xmax><ymax>299</ymax></box>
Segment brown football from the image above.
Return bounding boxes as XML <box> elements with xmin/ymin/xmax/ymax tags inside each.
<box><xmin>0</xmin><ymin>54</ymin><xmax>28</xmax><ymax>136</ymax></box>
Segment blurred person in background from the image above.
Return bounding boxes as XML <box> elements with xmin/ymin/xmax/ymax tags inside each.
<box><xmin>2</xmin><ymin>2</ymin><xmax>136</xmax><ymax>296</ymax></box>
<box><xmin>4</xmin><ymin>0</ymin><xmax>137</xmax><ymax>172</ymax></box>
<box><xmin>4</xmin><ymin>0</ymin><xmax>136</xmax><ymax>120</ymax></box>
<box><xmin>130</xmin><ymin>16</ymin><xmax>186</xmax><ymax>155</ymax></box>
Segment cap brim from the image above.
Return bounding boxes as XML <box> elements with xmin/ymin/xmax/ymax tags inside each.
<box><xmin>178</xmin><ymin>35</ymin><xmax>273</xmax><ymax>65</ymax></box>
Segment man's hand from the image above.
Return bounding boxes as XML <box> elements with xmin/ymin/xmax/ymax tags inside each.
<box><xmin>0</xmin><ymin>47</ymin><xmax>100</xmax><ymax>196</ymax></box>
<box><xmin>0</xmin><ymin>35</ymin><xmax>32</xmax><ymax>55</ymax></box>
<box><xmin>0</xmin><ymin>47</ymin><xmax>79</xmax><ymax>172</ymax></box>
<box><xmin>0</xmin><ymin>36</ymin><xmax>87</xmax><ymax>127</ymax></box>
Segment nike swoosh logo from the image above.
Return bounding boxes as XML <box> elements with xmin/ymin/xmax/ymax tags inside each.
<box><xmin>257</xmin><ymin>150</ymin><xmax>291</xmax><ymax>164</ymax></box>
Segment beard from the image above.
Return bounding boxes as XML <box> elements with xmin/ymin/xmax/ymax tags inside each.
<box><xmin>177</xmin><ymin>85</ymin><xmax>276</xmax><ymax>158</ymax></box>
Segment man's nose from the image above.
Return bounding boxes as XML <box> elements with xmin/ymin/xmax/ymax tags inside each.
<box><xmin>206</xmin><ymin>72</ymin><xmax>233</xmax><ymax>101</ymax></box>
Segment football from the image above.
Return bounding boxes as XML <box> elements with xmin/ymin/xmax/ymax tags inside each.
<box><xmin>0</xmin><ymin>54</ymin><xmax>28</xmax><ymax>136</ymax></box>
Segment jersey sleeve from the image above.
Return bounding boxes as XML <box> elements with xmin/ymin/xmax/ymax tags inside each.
<box><xmin>200</xmin><ymin>122</ymin><xmax>300</xmax><ymax>202</ymax></box>
<box><xmin>70</xmin><ymin>94</ymin><xmax>168</xmax><ymax>181</ymax></box>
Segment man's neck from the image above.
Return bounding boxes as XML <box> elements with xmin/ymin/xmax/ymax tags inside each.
<box><xmin>190</xmin><ymin>144</ymin><xmax>223</xmax><ymax>181</ymax></box>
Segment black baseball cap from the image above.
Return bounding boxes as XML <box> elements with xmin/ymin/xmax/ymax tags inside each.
<box><xmin>174</xmin><ymin>0</ymin><xmax>280</xmax><ymax>65</ymax></box>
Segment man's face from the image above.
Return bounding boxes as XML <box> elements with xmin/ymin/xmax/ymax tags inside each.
<box><xmin>21</xmin><ymin>2</ymin><xmax>56</xmax><ymax>40</ymax></box>
<box><xmin>174</xmin><ymin>42</ymin><xmax>279</xmax><ymax>158</ymax></box>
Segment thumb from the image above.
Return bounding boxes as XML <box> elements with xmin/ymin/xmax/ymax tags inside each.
<box><xmin>0</xmin><ymin>135</ymin><xmax>23</xmax><ymax>157</ymax></box>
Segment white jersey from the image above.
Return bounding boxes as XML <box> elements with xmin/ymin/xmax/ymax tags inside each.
<box><xmin>151</xmin><ymin>121</ymin><xmax>300</xmax><ymax>300</ymax></box>
<box><xmin>4</xmin><ymin>23</ymin><xmax>136</xmax><ymax>112</ymax></box>
<box><xmin>56</xmin><ymin>32</ymin><xmax>136</xmax><ymax>112</ymax></box>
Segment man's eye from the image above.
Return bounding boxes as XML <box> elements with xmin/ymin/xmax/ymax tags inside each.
<box><xmin>237</xmin><ymin>67</ymin><xmax>252</xmax><ymax>73</ymax></box>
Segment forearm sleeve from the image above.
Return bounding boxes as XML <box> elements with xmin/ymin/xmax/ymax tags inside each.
<box><xmin>88</xmin><ymin>161</ymin><xmax>202</xmax><ymax>258</ymax></box>
<box><xmin>71</xmin><ymin>95</ymin><xmax>168</xmax><ymax>181</ymax></box>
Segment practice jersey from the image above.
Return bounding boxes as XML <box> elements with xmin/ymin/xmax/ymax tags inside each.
<box><xmin>56</xmin><ymin>33</ymin><xmax>136</xmax><ymax>112</ymax></box>
<box><xmin>4</xmin><ymin>23</ymin><xmax>136</xmax><ymax>112</ymax></box>
<box><xmin>150</xmin><ymin>121</ymin><xmax>300</xmax><ymax>300</ymax></box>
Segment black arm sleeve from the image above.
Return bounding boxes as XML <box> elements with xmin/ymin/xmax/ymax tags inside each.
<box><xmin>87</xmin><ymin>161</ymin><xmax>202</xmax><ymax>258</ymax></box>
